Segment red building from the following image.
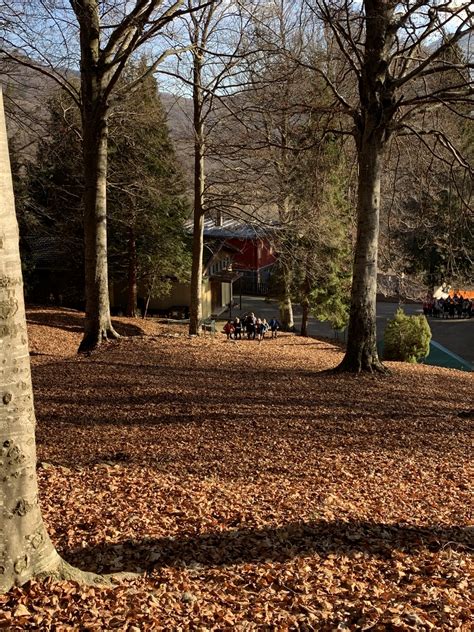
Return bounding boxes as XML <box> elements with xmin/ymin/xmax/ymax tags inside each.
<box><xmin>197</xmin><ymin>217</ymin><xmax>278</xmax><ymax>295</ymax></box>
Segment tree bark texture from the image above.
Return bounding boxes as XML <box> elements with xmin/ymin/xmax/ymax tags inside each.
<box><xmin>301</xmin><ymin>301</ymin><xmax>309</xmax><ymax>337</ymax></box>
<box><xmin>0</xmin><ymin>90</ymin><xmax>63</xmax><ymax>591</ymax></box>
<box><xmin>300</xmin><ymin>257</ymin><xmax>312</xmax><ymax>337</ymax></box>
<box><xmin>338</xmin><ymin>133</ymin><xmax>386</xmax><ymax>372</ymax></box>
<box><xmin>0</xmin><ymin>90</ymin><xmax>108</xmax><ymax>592</ymax></box>
<box><xmin>279</xmin><ymin>267</ymin><xmax>294</xmax><ymax>331</ymax></box>
<box><xmin>337</xmin><ymin>0</ymin><xmax>396</xmax><ymax>373</ymax></box>
<box><xmin>76</xmin><ymin>0</ymin><xmax>118</xmax><ymax>352</ymax></box>
<box><xmin>189</xmin><ymin>54</ymin><xmax>205</xmax><ymax>336</ymax></box>
<box><xmin>279</xmin><ymin>296</ymin><xmax>294</xmax><ymax>331</ymax></box>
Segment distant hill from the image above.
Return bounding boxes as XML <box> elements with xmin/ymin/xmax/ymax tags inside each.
<box><xmin>0</xmin><ymin>59</ymin><xmax>195</xmax><ymax>181</ymax></box>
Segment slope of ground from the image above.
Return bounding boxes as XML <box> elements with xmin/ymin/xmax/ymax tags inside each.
<box><xmin>1</xmin><ymin>308</ymin><xmax>472</xmax><ymax>630</ymax></box>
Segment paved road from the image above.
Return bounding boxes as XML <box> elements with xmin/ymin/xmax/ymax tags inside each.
<box><xmin>226</xmin><ymin>296</ymin><xmax>474</xmax><ymax>365</ymax></box>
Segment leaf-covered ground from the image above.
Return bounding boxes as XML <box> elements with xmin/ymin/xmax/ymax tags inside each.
<box><xmin>1</xmin><ymin>307</ymin><xmax>472</xmax><ymax>630</ymax></box>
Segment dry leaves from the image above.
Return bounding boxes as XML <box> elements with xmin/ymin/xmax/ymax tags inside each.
<box><xmin>2</xmin><ymin>307</ymin><xmax>472</xmax><ymax>630</ymax></box>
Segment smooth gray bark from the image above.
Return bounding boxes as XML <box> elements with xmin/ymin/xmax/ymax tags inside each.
<box><xmin>0</xmin><ymin>90</ymin><xmax>113</xmax><ymax>591</ymax></box>
<box><xmin>74</xmin><ymin>0</ymin><xmax>118</xmax><ymax>352</ymax></box>
<box><xmin>337</xmin><ymin>0</ymin><xmax>396</xmax><ymax>373</ymax></box>
<box><xmin>0</xmin><ymin>89</ymin><xmax>62</xmax><ymax>592</ymax></box>
<box><xmin>189</xmin><ymin>51</ymin><xmax>205</xmax><ymax>336</ymax></box>
<box><xmin>279</xmin><ymin>264</ymin><xmax>294</xmax><ymax>331</ymax></box>
<box><xmin>338</xmin><ymin>132</ymin><xmax>386</xmax><ymax>372</ymax></box>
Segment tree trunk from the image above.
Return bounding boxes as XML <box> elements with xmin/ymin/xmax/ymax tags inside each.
<box><xmin>279</xmin><ymin>296</ymin><xmax>294</xmax><ymax>331</ymax></box>
<box><xmin>278</xmin><ymin>190</ymin><xmax>294</xmax><ymax>331</ymax></box>
<box><xmin>337</xmin><ymin>132</ymin><xmax>386</xmax><ymax>373</ymax></box>
<box><xmin>301</xmin><ymin>300</ymin><xmax>309</xmax><ymax>337</ymax></box>
<box><xmin>126</xmin><ymin>226</ymin><xmax>137</xmax><ymax>318</ymax></box>
<box><xmin>300</xmin><ymin>255</ymin><xmax>312</xmax><ymax>337</ymax></box>
<box><xmin>336</xmin><ymin>0</ymin><xmax>396</xmax><ymax>373</ymax></box>
<box><xmin>78</xmin><ymin>109</ymin><xmax>118</xmax><ymax>352</ymax></box>
<box><xmin>189</xmin><ymin>209</ymin><xmax>204</xmax><ymax>335</ymax></box>
<box><xmin>0</xmin><ymin>90</ymin><xmax>100</xmax><ymax>591</ymax></box>
<box><xmin>279</xmin><ymin>266</ymin><xmax>294</xmax><ymax>331</ymax></box>
<box><xmin>189</xmin><ymin>53</ymin><xmax>205</xmax><ymax>336</ymax></box>
<box><xmin>76</xmin><ymin>0</ymin><xmax>118</xmax><ymax>352</ymax></box>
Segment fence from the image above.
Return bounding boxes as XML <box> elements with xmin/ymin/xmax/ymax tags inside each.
<box><xmin>238</xmin><ymin>278</ymin><xmax>269</xmax><ymax>296</ymax></box>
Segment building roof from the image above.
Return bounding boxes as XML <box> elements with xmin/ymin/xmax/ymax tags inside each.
<box><xmin>185</xmin><ymin>216</ymin><xmax>280</xmax><ymax>239</ymax></box>
<box><xmin>208</xmin><ymin>270</ymin><xmax>242</xmax><ymax>283</ymax></box>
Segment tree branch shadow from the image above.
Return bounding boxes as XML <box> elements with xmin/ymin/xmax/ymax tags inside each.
<box><xmin>64</xmin><ymin>519</ymin><xmax>473</xmax><ymax>574</ymax></box>
<box><xmin>27</xmin><ymin>307</ymin><xmax>146</xmax><ymax>337</ymax></box>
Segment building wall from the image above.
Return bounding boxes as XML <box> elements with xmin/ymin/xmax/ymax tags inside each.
<box><xmin>147</xmin><ymin>282</ymin><xmax>191</xmax><ymax>310</ymax></box>
<box><xmin>148</xmin><ymin>279</ymin><xmax>214</xmax><ymax>319</ymax></box>
<box><xmin>226</xmin><ymin>237</ymin><xmax>276</xmax><ymax>271</ymax></box>
<box><xmin>221</xmin><ymin>282</ymin><xmax>231</xmax><ymax>307</ymax></box>
<box><xmin>202</xmin><ymin>278</ymin><xmax>212</xmax><ymax>318</ymax></box>
<box><xmin>112</xmin><ymin>277</ymin><xmax>220</xmax><ymax>320</ymax></box>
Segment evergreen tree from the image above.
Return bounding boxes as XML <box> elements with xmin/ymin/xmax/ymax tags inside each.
<box><xmin>19</xmin><ymin>65</ymin><xmax>190</xmax><ymax>315</ymax></box>
<box><xmin>291</xmin><ymin>139</ymin><xmax>353</xmax><ymax>335</ymax></box>
<box><xmin>107</xmin><ymin>61</ymin><xmax>190</xmax><ymax>317</ymax></box>
<box><xmin>15</xmin><ymin>90</ymin><xmax>84</xmax><ymax>305</ymax></box>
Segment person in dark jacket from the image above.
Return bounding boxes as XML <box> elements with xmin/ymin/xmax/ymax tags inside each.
<box><xmin>223</xmin><ymin>320</ymin><xmax>235</xmax><ymax>339</ymax></box>
<box><xmin>269</xmin><ymin>317</ymin><xmax>280</xmax><ymax>338</ymax></box>
<box><xmin>246</xmin><ymin>312</ymin><xmax>256</xmax><ymax>339</ymax></box>
<box><xmin>233</xmin><ymin>317</ymin><xmax>242</xmax><ymax>339</ymax></box>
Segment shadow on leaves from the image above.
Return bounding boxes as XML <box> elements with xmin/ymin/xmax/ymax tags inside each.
<box><xmin>65</xmin><ymin>520</ymin><xmax>472</xmax><ymax>574</ymax></box>
<box><xmin>27</xmin><ymin>308</ymin><xmax>145</xmax><ymax>337</ymax></box>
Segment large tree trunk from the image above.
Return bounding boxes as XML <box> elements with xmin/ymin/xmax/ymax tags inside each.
<box><xmin>279</xmin><ymin>291</ymin><xmax>294</xmax><ymax>331</ymax></box>
<box><xmin>79</xmin><ymin>112</ymin><xmax>118</xmax><ymax>351</ymax></box>
<box><xmin>278</xmin><ymin>191</ymin><xmax>294</xmax><ymax>331</ymax></box>
<box><xmin>76</xmin><ymin>0</ymin><xmax>118</xmax><ymax>352</ymax></box>
<box><xmin>337</xmin><ymin>132</ymin><xmax>386</xmax><ymax>373</ymax></box>
<box><xmin>279</xmin><ymin>296</ymin><xmax>294</xmax><ymax>331</ymax></box>
<box><xmin>189</xmin><ymin>208</ymin><xmax>204</xmax><ymax>335</ymax></box>
<box><xmin>126</xmin><ymin>226</ymin><xmax>137</xmax><ymax>318</ymax></box>
<box><xmin>335</xmin><ymin>0</ymin><xmax>397</xmax><ymax>374</ymax></box>
<box><xmin>0</xmin><ymin>90</ymin><xmax>98</xmax><ymax>591</ymax></box>
<box><xmin>300</xmin><ymin>255</ymin><xmax>312</xmax><ymax>337</ymax></box>
<box><xmin>189</xmin><ymin>54</ymin><xmax>205</xmax><ymax>336</ymax></box>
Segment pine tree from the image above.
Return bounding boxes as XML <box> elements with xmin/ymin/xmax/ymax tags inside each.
<box><xmin>19</xmin><ymin>66</ymin><xmax>190</xmax><ymax>317</ymax></box>
<box><xmin>291</xmin><ymin>138</ymin><xmax>353</xmax><ymax>335</ymax></box>
<box><xmin>107</xmin><ymin>61</ymin><xmax>190</xmax><ymax>317</ymax></box>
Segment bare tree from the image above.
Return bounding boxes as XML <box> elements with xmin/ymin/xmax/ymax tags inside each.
<box><xmin>160</xmin><ymin>0</ymin><xmax>248</xmax><ymax>335</ymax></box>
<box><xmin>301</xmin><ymin>0</ymin><xmax>473</xmax><ymax>372</ymax></box>
<box><xmin>216</xmin><ymin>0</ymin><xmax>318</xmax><ymax>329</ymax></box>
<box><xmin>0</xmin><ymin>0</ymin><xmax>211</xmax><ymax>351</ymax></box>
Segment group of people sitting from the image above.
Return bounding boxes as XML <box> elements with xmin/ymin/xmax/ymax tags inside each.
<box><xmin>223</xmin><ymin>313</ymin><xmax>281</xmax><ymax>341</ymax></box>
<box><xmin>423</xmin><ymin>294</ymin><xmax>473</xmax><ymax>319</ymax></box>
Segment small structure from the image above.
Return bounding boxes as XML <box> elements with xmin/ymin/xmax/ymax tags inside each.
<box><xmin>145</xmin><ymin>240</ymin><xmax>241</xmax><ymax>319</ymax></box>
<box><xmin>187</xmin><ymin>216</ymin><xmax>278</xmax><ymax>296</ymax></box>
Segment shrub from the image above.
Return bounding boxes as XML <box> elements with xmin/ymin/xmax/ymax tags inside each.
<box><xmin>384</xmin><ymin>308</ymin><xmax>432</xmax><ymax>363</ymax></box>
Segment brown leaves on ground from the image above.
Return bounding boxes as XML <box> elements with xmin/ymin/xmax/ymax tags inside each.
<box><xmin>3</xmin><ymin>307</ymin><xmax>472</xmax><ymax>630</ymax></box>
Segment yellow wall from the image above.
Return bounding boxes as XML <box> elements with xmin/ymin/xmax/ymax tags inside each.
<box><xmin>202</xmin><ymin>278</ymin><xmax>212</xmax><ymax>318</ymax></box>
<box><xmin>148</xmin><ymin>283</ymin><xmax>191</xmax><ymax>310</ymax></box>
<box><xmin>221</xmin><ymin>282</ymin><xmax>231</xmax><ymax>307</ymax></box>
<box><xmin>112</xmin><ymin>277</ymin><xmax>219</xmax><ymax>320</ymax></box>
